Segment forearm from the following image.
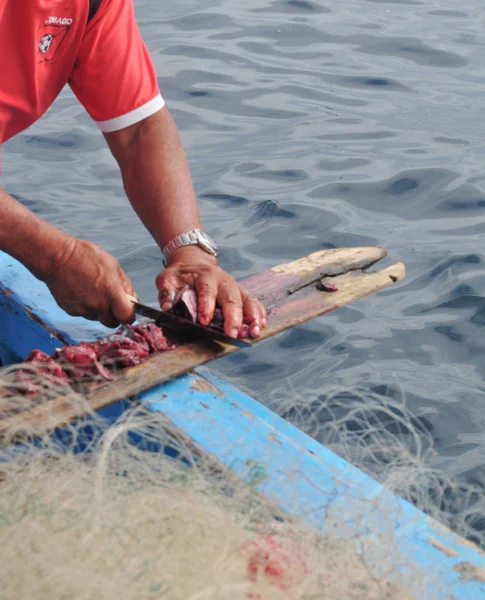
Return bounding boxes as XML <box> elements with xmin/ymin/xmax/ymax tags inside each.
<box><xmin>104</xmin><ymin>108</ymin><xmax>204</xmax><ymax>251</ymax></box>
<box><xmin>0</xmin><ymin>187</ymin><xmax>72</xmax><ymax>281</ymax></box>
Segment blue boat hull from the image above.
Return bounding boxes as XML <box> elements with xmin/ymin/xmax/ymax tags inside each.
<box><xmin>1</xmin><ymin>251</ymin><xmax>484</xmax><ymax>597</ymax></box>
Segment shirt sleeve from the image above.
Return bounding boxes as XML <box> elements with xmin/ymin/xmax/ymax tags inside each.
<box><xmin>69</xmin><ymin>0</ymin><xmax>164</xmax><ymax>133</ymax></box>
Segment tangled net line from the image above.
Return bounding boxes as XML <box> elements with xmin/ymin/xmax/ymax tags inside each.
<box><xmin>0</xmin><ymin>361</ymin><xmax>483</xmax><ymax>599</ymax></box>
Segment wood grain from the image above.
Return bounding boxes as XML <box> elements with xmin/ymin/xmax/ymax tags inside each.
<box><xmin>0</xmin><ymin>247</ymin><xmax>405</xmax><ymax>441</ymax></box>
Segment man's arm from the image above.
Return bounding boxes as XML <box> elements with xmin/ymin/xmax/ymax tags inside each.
<box><xmin>0</xmin><ymin>187</ymin><xmax>69</xmax><ymax>280</ymax></box>
<box><xmin>104</xmin><ymin>107</ymin><xmax>266</xmax><ymax>339</ymax></box>
<box><xmin>0</xmin><ymin>187</ymin><xmax>135</xmax><ymax>328</ymax></box>
<box><xmin>103</xmin><ymin>107</ymin><xmax>203</xmax><ymax>253</ymax></box>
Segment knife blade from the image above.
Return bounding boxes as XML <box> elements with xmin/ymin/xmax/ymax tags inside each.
<box><xmin>131</xmin><ymin>300</ymin><xmax>251</xmax><ymax>348</ymax></box>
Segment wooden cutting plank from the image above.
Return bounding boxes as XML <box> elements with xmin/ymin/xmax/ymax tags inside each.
<box><xmin>0</xmin><ymin>247</ymin><xmax>405</xmax><ymax>440</ymax></box>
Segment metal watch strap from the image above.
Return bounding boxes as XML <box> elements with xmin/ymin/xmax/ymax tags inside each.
<box><xmin>162</xmin><ymin>229</ymin><xmax>218</xmax><ymax>264</ymax></box>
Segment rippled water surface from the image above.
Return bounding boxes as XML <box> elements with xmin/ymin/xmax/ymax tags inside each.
<box><xmin>3</xmin><ymin>0</ymin><xmax>485</xmax><ymax>480</ymax></box>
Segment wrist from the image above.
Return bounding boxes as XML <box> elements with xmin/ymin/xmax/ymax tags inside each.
<box><xmin>162</xmin><ymin>229</ymin><xmax>219</xmax><ymax>266</ymax></box>
<box><xmin>166</xmin><ymin>244</ymin><xmax>218</xmax><ymax>267</ymax></box>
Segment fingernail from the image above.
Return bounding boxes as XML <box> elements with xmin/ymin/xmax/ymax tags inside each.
<box><xmin>251</xmin><ymin>325</ymin><xmax>261</xmax><ymax>338</ymax></box>
<box><xmin>229</xmin><ymin>328</ymin><xmax>238</xmax><ymax>339</ymax></box>
<box><xmin>162</xmin><ymin>302</ymin><xmax>173</xmax><ymax>312</ymax></box>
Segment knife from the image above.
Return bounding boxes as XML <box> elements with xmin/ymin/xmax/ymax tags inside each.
<box><xmin>129</xmin><ymin>298</ymin><xmax>251</xmax><ymax>348</ymax></box>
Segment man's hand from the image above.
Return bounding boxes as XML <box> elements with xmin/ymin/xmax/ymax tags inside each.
<box><xmin>45</xmin><ymin>236</ymin><xmax>136</xmax><ymax>328</ymax></box>
<box><xmin>156</xmin><ymin>247</ymin><xmax>267</xmax><ymax>339</ymax></box>
<box><xmin>0</xmin><ymin>187</ymin><xmax>134</xmax><ymax>329</ymax></box>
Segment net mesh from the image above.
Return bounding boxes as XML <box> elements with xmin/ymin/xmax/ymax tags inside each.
<box><xmin>0</xmin><ymin>363</ymin><xmax>483</xmax><ymax>599</ymax></box>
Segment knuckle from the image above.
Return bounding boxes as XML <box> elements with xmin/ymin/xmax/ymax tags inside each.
<box><xmin>223</xmin><ymin>295</ymin><xmax>242</xmax><ymax>307</ymax></box>
<box><xmin>244</xmin><ymin>295</ymin><xmax>258</xmax><ymax>307</ymax></box>
<box><xmin>156</xmin><ymin>272</ymin><xmax>179</xmax><ymax>291</ymax></box>
<box><xmin>221</xmin><ymin>288</ymin><xmax>243</xmax><ymax>308</ymax></box>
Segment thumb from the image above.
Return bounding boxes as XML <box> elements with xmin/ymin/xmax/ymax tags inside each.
<box><xmin>118</xmin><ymin>265</ymin><xmax>136</xmax><ymax>297</ymax></box>
<box><xmin>111</xmin><ymin>275</ymin><xmax>136</xmax><ymax>324</ymax></box>
<box><xmin>111</xmin><ymin>292</ymin><xmax>136</xmax><ymax>324</ymax></box>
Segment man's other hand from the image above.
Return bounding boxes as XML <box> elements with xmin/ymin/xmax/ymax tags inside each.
<box><xmin>45</xmin><ymin>236</ymin><xmax>136</xmax><ymax>328</ymax></box>
<box><xmin>156</xmin><ymin>247</ymin><xmax>267</xmax><ymax>339</ymax></box>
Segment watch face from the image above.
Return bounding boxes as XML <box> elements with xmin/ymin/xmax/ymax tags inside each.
<box><xmin>198</xmin><ymin>232</ymin><xmax>219</xmax><ymax>256</ymax></box>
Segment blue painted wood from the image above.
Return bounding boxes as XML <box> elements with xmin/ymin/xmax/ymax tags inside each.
<box><xmin>140</xmin><ymin>370</ymin><xmax>485</xmax><ymax>598</ymax></box>
<box><xmin>1</xmin><ymin>250</ymin><xmax>485</xmax><ymax>596</ymax></box>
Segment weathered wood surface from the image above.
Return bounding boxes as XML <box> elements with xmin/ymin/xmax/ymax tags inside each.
<box><xmin>0</xmin><ymin>247</ymin><xmax>405</xmax><ymax>440</ymax></box>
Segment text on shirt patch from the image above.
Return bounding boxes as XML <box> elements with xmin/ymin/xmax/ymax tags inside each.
<box><xmin>37</xmin><ymin>19</ymin><xmax>72</xmax><ymax>63</ymax></box>
<box><xmin>45</xmin><ymin>16</ymin><xmax>73</xmax><ymax>26</ymax></box>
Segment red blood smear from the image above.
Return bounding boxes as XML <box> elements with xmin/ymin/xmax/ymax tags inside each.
<box><xmin>245</xmin><ymin>536</ymin><xmax>291</xmax><ymax>588</ymax></box>
<box><xmin>316</xmin><ymin>281</ymin><xmax>339</xmax><ymax>292</ymax></box>
<box><xmin>242</xmin><ymin>534</ymin><xmax>309</xmax><ymax>593</ymax></box>
<box><xmin>239</xmin><ymin>323</ymin><xmax>250</xmax><ymax>339</ymax></box>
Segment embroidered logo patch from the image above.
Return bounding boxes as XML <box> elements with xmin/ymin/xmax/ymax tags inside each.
<box><xmin>37</xmin><ymin>17</ymin><xmax>73</xmax><ymax>63</ymax></box>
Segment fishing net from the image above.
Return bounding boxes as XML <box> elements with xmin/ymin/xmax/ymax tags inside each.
<box><xmin>0</xmin><ymin>361</ymin><xmax>483</xmax><ymax>599</ymax></box>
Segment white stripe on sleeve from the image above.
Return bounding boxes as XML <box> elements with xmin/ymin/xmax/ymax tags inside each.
<box><xmin>96</xmin><ymin>94</ymin><xmax>165</xmax><ymax>133</ymax></box>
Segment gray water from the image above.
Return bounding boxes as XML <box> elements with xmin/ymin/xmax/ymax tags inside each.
<box><xmin>3</xmin><ymin>0</ymin><xmax>485</xmax><ymax>482</ymax></box>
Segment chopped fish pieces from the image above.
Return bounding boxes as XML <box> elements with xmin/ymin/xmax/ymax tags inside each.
<box><xmin>15</xmin><ymin>323</ymin><xmax>175</xmax><ymax>394</ymax></box>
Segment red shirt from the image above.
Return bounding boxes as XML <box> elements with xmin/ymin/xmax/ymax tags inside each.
<box><xmin>0</xmin><ymin>0</ymin><xmax>164</xmax><ymax>144</ymax></box>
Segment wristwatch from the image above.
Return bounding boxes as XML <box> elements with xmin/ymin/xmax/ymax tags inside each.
<box><xmin>162</xmin><ymin>229</ymin><xmax>219</xmax><ymax>264</ymax></box>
